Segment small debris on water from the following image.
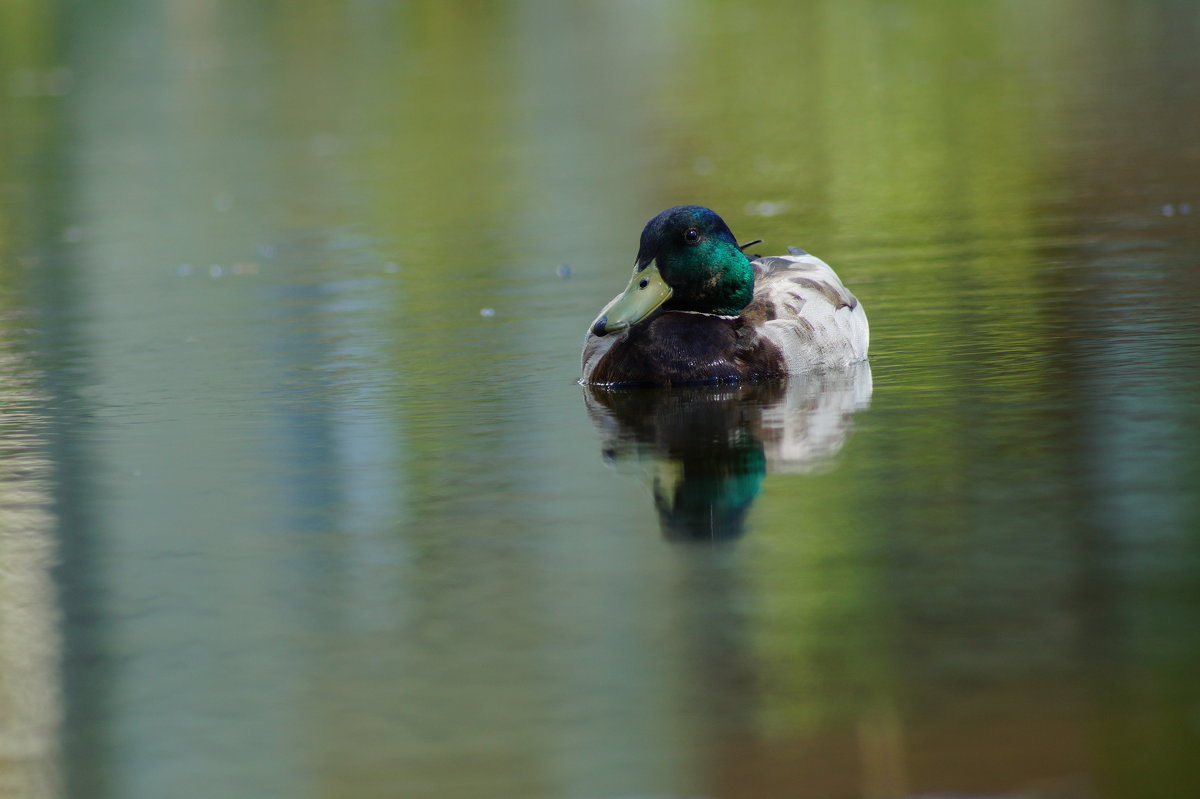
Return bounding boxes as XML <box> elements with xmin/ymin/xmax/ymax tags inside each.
<box><xmin>480</xmin><ymin>308</ymin><xmax>496</xmax><ymax>318</ymax></box>
<box><xmin>1162</xmin><ymin>204</ymin><xmax>1176</xmax><ymax>217</ymax></box>
<box><xmin>1180</xmin><ymin>203</ymin><xmax>1193</xmax><ymax>215</ymax></box>
<box><xmin>556</xmin><ymin>265</ymin><xmax>573</xmax><ymax>278</ymax></box>
<box><xmin>210</xmin><ymin>265</ymin><xmax>224</xmax><ymax>277</ymax></box>
<box><xmin>745</xmin><ymin>201</ymin><xmax>788</xmax><ymax>217</ymax></box>
<box><xmin>309</xmin><ymin>133</ymin><xmax>340</xmax><ymax>158</ymax></box>
<box><xmin>176</xmin><ymin>264</ymin><xmax>193</xmax><ymax>276</ymax></box>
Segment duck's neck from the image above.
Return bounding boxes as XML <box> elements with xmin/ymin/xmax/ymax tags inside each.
<box><xmin>664</xmin><ymin>250</ymin><xmax>755</xmax><ymax>316</ymax></box>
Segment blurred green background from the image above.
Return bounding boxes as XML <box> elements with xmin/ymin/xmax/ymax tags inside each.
<box><xmin>1</xmin><ymin>1</ymin><xmax>1199</xmax><ymax>798</ymax></box>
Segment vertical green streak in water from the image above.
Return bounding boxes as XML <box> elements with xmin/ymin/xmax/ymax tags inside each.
<box><xmin>0</xmin><ymin>5</ymin><xmax>63</xmax><ymax>783</ymax></box>
<box><xmin>644</xmin><ymin>0</ymin><xmax>1093</xmax><ymax>739</ymax></box>
<box><xmin>1</xmin><ymin>5</ymin><xmax>76</xmax><ymax>799</ymax></box>
<box><xmin>0</xmin><ymin>0</ymin><xmax>60</xmax><ymax>265</ymax></box>
<box><xmin>351</xmin><ymin>5</ymin><xmax>526</xmax><ymax>520</ymax></box>
<box><xmin>306</xmin><ymin>7</ymin><xmax>556</xmax><ymax>797</ymax></box>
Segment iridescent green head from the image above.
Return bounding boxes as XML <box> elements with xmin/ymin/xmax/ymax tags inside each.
<box><xmin>591</xmin><ymin>206</ymin><xmax>755</xmax><ymax>336</ymax></box>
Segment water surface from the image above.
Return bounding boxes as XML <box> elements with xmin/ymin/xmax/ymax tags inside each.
<box><xmin>1</xmin><ymin>2</ymin><xmax>1199</xmax><ymax>798</ymax></box>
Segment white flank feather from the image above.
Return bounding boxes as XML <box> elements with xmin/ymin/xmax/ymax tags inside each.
<box><xmin>750</xmin><ymin>252</ymin><xmax>869</xmax><ymax>371</ymax></box>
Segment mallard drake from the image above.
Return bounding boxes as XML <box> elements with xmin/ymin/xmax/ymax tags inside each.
<box><xmin>581</xmin><ymin>205</ymin><xmax>869</xmax><ymax>386</ymax></box>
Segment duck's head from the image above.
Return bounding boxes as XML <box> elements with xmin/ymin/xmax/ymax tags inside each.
<box><xmin>591</xmin><ymin>206</ymin><xmax>756</xmax><ymax>337</ymax></box>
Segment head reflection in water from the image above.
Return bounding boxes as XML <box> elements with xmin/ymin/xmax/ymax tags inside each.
<box><xmin>650</xmin><ymin>432</ymin><xmax>766</xmax><ymax>541</ymax></box>
<box><xmin>583</xmin><ymin>362</ymin><xmax>873</xmax><ymax>542</ymax></box>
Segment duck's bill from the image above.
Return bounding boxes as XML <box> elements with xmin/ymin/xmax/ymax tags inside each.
<box><xmin>590</xmin><ymin>261</ymin><xmax>673</xmax><ymax>337</ymax></box>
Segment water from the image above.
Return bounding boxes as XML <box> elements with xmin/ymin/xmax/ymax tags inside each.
<box><xmin>1</xmin><ymin>2</ymin><xmax>1199</xmax><ymax>797</ymax></box>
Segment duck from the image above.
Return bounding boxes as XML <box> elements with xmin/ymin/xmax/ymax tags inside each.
<box><xmin>581</xmin><ymin>205</ymin><xmax>869</xmax><ymax>386</ymax></box>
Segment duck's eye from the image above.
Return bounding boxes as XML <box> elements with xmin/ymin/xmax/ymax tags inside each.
<box><xmin>638</xmin><ymin>278</ymin><xmax>649</xmax><ymax>289</ymax></box>
<box><xmin>683</xmin><ymin>228</ymin><xmax>700</xmax><ymax>244</ymax></box>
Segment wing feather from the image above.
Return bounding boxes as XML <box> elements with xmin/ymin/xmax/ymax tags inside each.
<box><xmin>747</xmin><ymin>253</ymin><xmax>869</xmax><ymax>371</ymax></box>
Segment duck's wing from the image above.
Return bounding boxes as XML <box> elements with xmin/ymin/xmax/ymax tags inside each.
<box><xmin>743</xmin><ymin>252</ymin><xmax>869</xmax><ymax>371</ymax></box>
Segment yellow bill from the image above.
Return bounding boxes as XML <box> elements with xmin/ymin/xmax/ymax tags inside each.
<box><xmin>590</xmin><ymin>261</ymin><xmax>673</xmax><ymax>336</ymax></box>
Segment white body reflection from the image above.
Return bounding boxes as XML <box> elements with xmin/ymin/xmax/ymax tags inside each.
<box><xmin>584</xmin><ymin>361</ymin><xmax>873</xmax><ymax>541</ymax></box>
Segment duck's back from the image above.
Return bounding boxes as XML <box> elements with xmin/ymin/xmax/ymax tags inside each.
<box><xmin>741</xmin><ymin>250</ymin><xmax>869</xmax><ymax>371</ymax></box>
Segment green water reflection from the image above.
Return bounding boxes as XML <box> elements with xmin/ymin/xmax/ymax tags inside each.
<box><xmin>2</xmin><ymin>1</ymin><xmax>1200</xmax><ymax>798</ymax></box>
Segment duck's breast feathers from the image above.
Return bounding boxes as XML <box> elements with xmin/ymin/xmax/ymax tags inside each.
<box><xmin>742</xmin><ymin>252</ymin><xmax>869</xmax><ymax>369</ymax></box>
<box><xmin>581</xmin><ymin>322</ymin><xmax>619</xmax><ymax>382</ymax></box>
<box><xmin>582</xmin><ymin>311</ymin><xmax>773</xmax><ymax>387</ymax></box>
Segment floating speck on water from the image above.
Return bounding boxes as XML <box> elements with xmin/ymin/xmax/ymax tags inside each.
<box><xmin>63</xmin><ymin>226</ymin><xmax>84</xmax><ymax>243</ymax></box>
<box><xmin>257</xmin><ymin>244</ymin><xmax>277</xmax><ymax>259</ymax></box>
<box><xmin>309</xmin><ymin>133</ymin><xmax>340</xmax><ymax>158</ymax></box>
<box><xmin>384</xmin><ymin>262</ymin><xmax>399</xmax><ymax>274</ymax></box>
<box><xmin>1162</xmin><ymin>204</ymin><xmax>1176</xmax><ymax>217</ymax></box>
<box><xmin>213</xmin><ymin>193</ymin><xmax>233</xmax><ymax>212</ymax></box>
<box><xmin>176</xmin><ymin>264</ymin><xmax>193</xmax><ymax>277</ymax></box>
<box><xmin>210</xmin><ymin>265</ymin><xmax>224</xmax><ymax>277</ymax></box>
<box><xmin>480</xmin><ymin>308</ymin><xmax>495</xmax><ymax>318</ymax></box>
<box><xmin>693</xmin><ymin>156</ymin><xmax>713</xmax><ymax>175</ymax></box>
<box><xmin>556</xmin><ymin>265</ymin><xmax>573</xmax><ymax>278</ymax></box>
<box><xmin>1180</xmin><ymin>203</ymin><xmax>1193</xmax><ymax>215</ymax></box>
<box><xmin>746</xmin><ymin>201</ymin><xmax>788</xmax><ymax>217</ymax></box>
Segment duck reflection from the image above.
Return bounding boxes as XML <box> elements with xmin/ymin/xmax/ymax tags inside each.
<box><xmin>584</xmin><ymin>361</ymin><xmax>873</xmax><ymax>541</ymax></box>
